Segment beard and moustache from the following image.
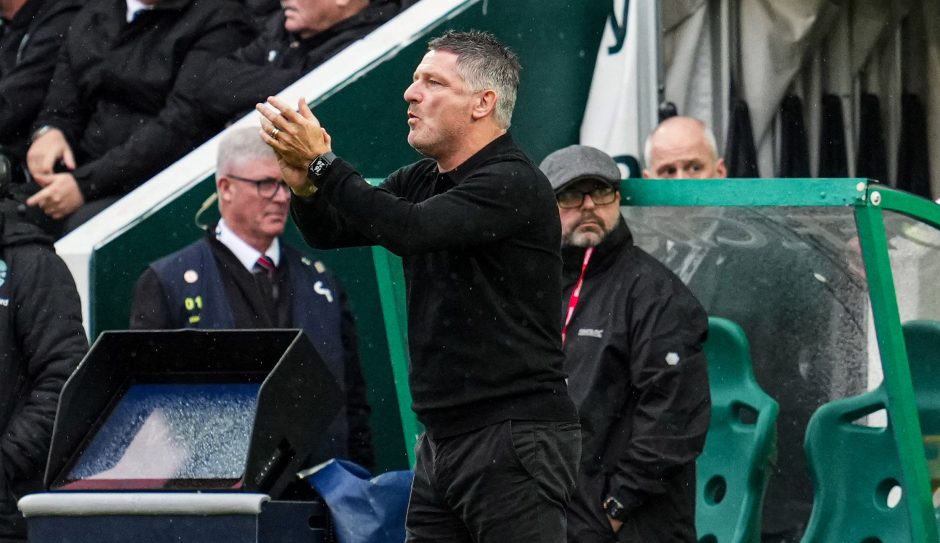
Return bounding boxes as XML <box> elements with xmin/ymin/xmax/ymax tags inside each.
<box><xmin>562</xmin><ymin>210</ymin><xmax>617</xmax><ymax>248</ymax></box>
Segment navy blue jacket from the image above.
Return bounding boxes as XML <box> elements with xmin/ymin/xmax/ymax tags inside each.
<box><xmin>130</xmin><ymin>235</ymin><xmax>373</xmax><ymax>469</ymax></box>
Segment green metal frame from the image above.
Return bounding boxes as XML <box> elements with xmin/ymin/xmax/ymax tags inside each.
<box><xmin>373</xmin><ymin>176</ymin><xmax>940</xmax><ymax>539</ymax></box>
<box><xmin>855</xmin><ymin>185</ymin><xmax>940</xmax><ymax>543</ymax></box>
<box><xmin>854</xmin><ymin>203</ymin><xmax>935</xmax><ymax>541</ymax></box>
<box><xmin>372</xmin><ymin>246</ymin><xmax>420</xmax><ymax>465</ymax></box>
<box><xmin>618</xmin><ymin>177</ymin><xmax>868</xmax><ymax>207</ymax></box>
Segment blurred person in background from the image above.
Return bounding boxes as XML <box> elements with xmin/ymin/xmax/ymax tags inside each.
<box><xmin>22</xmin><ymin>0</ymin><xmax>254</xmax><ymax>235</ymax></box>
<box><xmin>642</xmin><ymin>116</ymin><xmax>726</xmax><ymax>180</ymax></box>
<box><xmin>130</xmin><ymin>127</ymin><xmax>373</xmax><ymax>470</ymax></box>
<box><xmin>0</xmin><ymin>0</ymin><xmax>81</xmax><ymax>184</ymax></box>
<box><xmin>196</xmin><ymin>0</ymin><xmax>399</xmax><ymax>124</ymax></box>
<box><xmin>644</xmin><ymin>115</ymin><xmax>829</xmax><ymax>542</ymax></box>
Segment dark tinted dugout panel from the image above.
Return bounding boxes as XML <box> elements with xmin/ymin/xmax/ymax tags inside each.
<box><xmin>623</xmin><ymin>205</ymin><xmax>870</xmax><ymax>524</ymax></box>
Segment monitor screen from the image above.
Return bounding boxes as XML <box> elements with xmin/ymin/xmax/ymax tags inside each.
<box><xmin>58</xmin><ymin>383</ymin><xmax>260</xmax><ymax>489</ymax></box>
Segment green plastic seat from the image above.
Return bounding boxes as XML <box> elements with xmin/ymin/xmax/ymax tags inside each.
<box><xmin>800</xmin><ymin>320</ymin><xmax>940</xmax><ymax>542</ymax></box>
<box><xmin>801</xmin><ymin>385</ymin><xmax>913</xmax><ymax>542</ymax></box>
<box><xmin>902</xmin><ymin>320</ymin><xmax>940</xmax><ymax>530</ymax></box>
<box><xmin>904</xmin><ymin>320</ymin><xmax>940</xmax><ymax>436</ymax></box>
<box><xmin>696</xmin><ymin>317</ymin><xmax>780</xmax><ymax>543</ymax></box>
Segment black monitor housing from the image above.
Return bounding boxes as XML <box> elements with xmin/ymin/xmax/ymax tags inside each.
<box><xmin>45</xmin><ymin>329</ymin><xmax>342</xmax><ymax>498</ymax></box>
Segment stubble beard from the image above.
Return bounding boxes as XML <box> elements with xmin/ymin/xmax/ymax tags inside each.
<box><xmin>407</xmin><ymin>126</ymin><xmax>437</xmax><ymax>159</ymax></box>
<box><xmin>563</xmin><ymin>229</ymin><xmax>604</xmax><ymax>248</ymax></box>
<box><xmin>408</xmin><ymin>119</ymin><xmax>466</xmax><ymax>165</ymax></box>
<box><xmin>563</xmin><ymin>225</ymin><xmax>607</xmax><ymax>248</ymax></box>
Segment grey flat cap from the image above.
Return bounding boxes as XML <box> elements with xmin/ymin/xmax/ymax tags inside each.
<box><xmin>539</xmin><ymin>145</ymin><xmax>621</xmax><ymax>192</ymax></box>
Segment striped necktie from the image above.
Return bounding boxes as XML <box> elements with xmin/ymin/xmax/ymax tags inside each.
<box><xmin>255</xmin><ymin>255</ymin><xmax>279</xmax><ymax>318</ymax></box>
<box><xmin>256</xmin><ymin>255</ymin><xmax>275</xmax><ymax>278</ymax></box>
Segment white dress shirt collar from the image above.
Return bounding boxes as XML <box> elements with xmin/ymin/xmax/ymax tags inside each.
<box><xmin>215</xmin><ymin>219</ymin><xmax>281</xmax><ymax>273</ymax></box>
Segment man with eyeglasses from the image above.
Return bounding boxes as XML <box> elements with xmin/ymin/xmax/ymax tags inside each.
<box><xmin>540</xmin><ymin>145</ymin><xmax>710</xmax><ymax>543</ymax></box>
<box><xmin>129</xmin><ymin>126</ymin><xmax>374</xmax><ymax>470</ymax></box>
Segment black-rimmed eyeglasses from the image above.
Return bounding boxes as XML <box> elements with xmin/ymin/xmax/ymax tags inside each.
<box><xmin>556</xmin><ymin>185</ymin><xmax>617</xmax><ymax>209</ymax></box>
<box><xmin>226</xmin><ymin>174</ymin><xmax>289</xmax><ymax>199</ymax></box>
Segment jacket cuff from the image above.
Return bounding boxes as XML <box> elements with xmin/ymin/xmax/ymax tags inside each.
<box><xmin>316</xmin><ymin>158</ymin><xmax>353</xmax><ymax>193</ymax></box>
<box><xmin>71</xmin><ymin>166</ymin><xmax>100</xmax><ymax>202</ymax></box>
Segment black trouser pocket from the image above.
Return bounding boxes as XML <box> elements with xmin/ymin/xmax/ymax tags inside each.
<box><xmin>509</xmin><ymin>420</ymin><xmax>581</xmax><ymax>505</ymax></box>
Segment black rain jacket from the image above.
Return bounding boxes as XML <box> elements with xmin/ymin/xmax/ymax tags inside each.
<box><xmin>562</xmin><ymin>218</ymin><xmax>710</xmax><ymax>543</ymax></box>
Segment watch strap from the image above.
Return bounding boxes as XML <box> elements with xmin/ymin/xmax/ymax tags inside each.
<box><xmin>30</xmin><ymin>125</ymin><xmax>56</xmax><ymax>144</ymax></box>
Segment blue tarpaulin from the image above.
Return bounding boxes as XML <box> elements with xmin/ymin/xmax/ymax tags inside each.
<box><xmin>306</xmin><ymin>459</ymin><xmax>413</xmax><ymax>543</ymax></box>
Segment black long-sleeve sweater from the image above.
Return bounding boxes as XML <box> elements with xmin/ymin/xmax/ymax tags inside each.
<box><xmin>291</xmin><ymin>133</ymin><xmax>578</xmax><ymax>438</ymax></box>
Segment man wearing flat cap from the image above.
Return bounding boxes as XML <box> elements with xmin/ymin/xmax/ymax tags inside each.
<box><xmin>540</xmin><ymin>145</ymin><xmax>711</xmax><ymax>542</ymax></box>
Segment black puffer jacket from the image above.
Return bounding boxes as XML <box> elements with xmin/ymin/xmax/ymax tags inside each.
<box><xmin>0</xmin><ymin>203</ymin><xmax>87</xmax><ymax>540</ymax></box>
<box><xmin>33</xmin><ymin>0</ymin><xmax>254</xmax><ymax>201</ymax></box>
<box><xmin>128</xmin><ymin>0</ymin><xmax>400</xmax><ymax>179</ymax></box>
<box><xmin>0</xmin><ymin>0</ymin><xmax>82</xmax><ymax>163</ymax></box>
<box><xmin>562</xmin><ymin>218</ymin><xmax>710</xmax><ymax>543</ymax></box>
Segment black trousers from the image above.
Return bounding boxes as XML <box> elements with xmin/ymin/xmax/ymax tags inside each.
<box><xmin>405</xmin><ymin>420</ymin><xmax>581</xmax><ymax>543</ymax></box>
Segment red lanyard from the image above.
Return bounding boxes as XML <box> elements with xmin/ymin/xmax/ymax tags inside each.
<box><xmin>561</xmin><ymin>247</ymin><xmax>593</xmax><ymax>346</ymax></box>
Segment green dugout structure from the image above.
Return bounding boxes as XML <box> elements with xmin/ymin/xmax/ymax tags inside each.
<box><xmin>617</xmin><ymin>178</ymin><xmax>940</xmax><ymax>542</ymax></box>
<box><xmin>52</xmin><ymin>0</ymin><xmax>940</xmax><ymax>539</ymax></box>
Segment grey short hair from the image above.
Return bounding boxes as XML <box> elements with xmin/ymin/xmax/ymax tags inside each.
<box><xmin>642</xmin><ymin>117</ymin><xmax>720</xmax><ymax>168</ymax></box>
<box><xmin>216</xmin><ymin>126</ymin><xmax>276</xmax><ymax>174</ymax></box>
<box><xmin>428</xmin><ymin>30</ymin><xmax>520</xmax><ymax>129</ymax></box>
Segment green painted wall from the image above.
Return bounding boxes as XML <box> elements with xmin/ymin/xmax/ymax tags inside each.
<box><xmin>91</xmin><ymin>0</ymin><xmax>610</xmax><ymax>473</ymax></box>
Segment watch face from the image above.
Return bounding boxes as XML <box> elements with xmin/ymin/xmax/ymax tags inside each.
<box><xmin>603</xmin><ymin>496</ymin><xmax>625</xmax><ymax>519</ymax></box>
<box><xmin>309</xmin><ymin>156</ymin><xmax>330</xmax><ymax>177</ymax></box>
